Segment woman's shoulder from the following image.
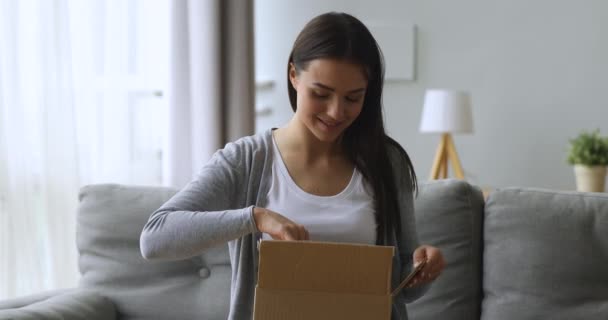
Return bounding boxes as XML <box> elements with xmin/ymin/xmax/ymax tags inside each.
<box><xmin>385</xmin><ymin>137</ymin><xmax>407</xmax><ymax>165</ymax></box>
<box><xmin>220</xmin><ymin>129</ymin><xmax>273</xmax><ymax>155</ymax></box>
<box><xmin>210</xmin><ymin>129</ymin><xmax>273</xmax><ymax>169</ymax></box>
<box><xmin>384</xmin><ymin>136</ymin><xmax>416</xmax><ymax>192</ymax></box>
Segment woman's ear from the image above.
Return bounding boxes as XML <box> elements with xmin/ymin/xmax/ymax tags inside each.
<box><xmin>288</xmin><ymin>63</ymin><xmax>298</xmax><ymax>90</ymax></box>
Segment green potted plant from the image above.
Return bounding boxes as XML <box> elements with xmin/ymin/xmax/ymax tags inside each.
<box><xmin>567</xmin><ymin>129</ymin><xmax>608</xmax><ymax>192</ymax></box>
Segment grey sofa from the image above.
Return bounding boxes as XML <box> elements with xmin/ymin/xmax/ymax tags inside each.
<box><xmin>1</xmin><ymin>179</ymin><xmax>607</xmax><ymax>319</ymax></box>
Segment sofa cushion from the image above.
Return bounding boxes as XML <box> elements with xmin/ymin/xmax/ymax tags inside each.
<box><xmin>0</xmin><ymin>289</ymin><xmax>116</xmax><ymax>320</ymax></box>
<box><xmin>408</xmin><ymin>179</ymin><xmax>485</xmax><ymax>320</ymax></box>
<box><xmin>77</xmin><ymin>184</ymin><xmax>231</xmax><ymax>320</ymax></box>
<box><xmin>482</xmin><ymin>188</ymin><xmax>608</xmax><ymax>319</ymax></box>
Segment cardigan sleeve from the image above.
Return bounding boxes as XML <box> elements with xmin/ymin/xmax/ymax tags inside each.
<box><xmin>140</xmin><ymin>140</ymin><xmax>259</xmax><ymax>261</ymax></box>
<box><xmin>389</xmin><ymin>145</ymin><xmax>431</xmax><ymax>303</ymax></box>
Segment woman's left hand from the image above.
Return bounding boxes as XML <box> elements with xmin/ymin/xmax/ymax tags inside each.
<box><xmin>407</xmin><ymin>245</ymin><xmax>446</xmax><ymax>288</ymax></box>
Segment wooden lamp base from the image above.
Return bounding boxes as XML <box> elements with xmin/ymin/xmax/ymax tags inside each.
<box><xmin>430</xmin><ymin>133</ymin><xmax>465</xmax><ymax>180</ymax></box>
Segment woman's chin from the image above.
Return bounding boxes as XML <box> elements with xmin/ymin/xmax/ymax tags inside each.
<box><xmin>311</xmin><ymin>126</ymin><xmax>343</xmax><ymax>143</ymax></box>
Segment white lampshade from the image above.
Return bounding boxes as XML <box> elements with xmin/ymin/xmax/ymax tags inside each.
<box><xmin>419</xmin><ymin>89</ymin><xmax>473</xmax><ymax>134</ymax></box>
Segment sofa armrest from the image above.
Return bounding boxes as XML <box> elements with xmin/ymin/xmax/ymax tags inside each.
<box><xmin>0</xmin><ymin>289</ymin><xmax>73</xmax><ymax>310</ymax></box>
<box><xmin>0</xmin><ymin>288</ymin><xmax>116</xmax><ymax>320</ymax></box>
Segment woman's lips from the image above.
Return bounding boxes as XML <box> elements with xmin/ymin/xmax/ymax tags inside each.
<box><xmin>318</xmin><ymin>117</ymin><xmax>343</xmax><ymax>128</ymax></box>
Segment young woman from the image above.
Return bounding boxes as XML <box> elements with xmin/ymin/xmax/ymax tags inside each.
<box><xmin>141</xmin><ymin>12</ymin><xmax>445</xmax><ymax>320</ymax></box>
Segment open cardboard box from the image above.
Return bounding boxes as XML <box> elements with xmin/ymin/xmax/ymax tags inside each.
<box><xmin>253</xmin><ymin>240</ymin><xmax>409</xmax><ymax>320</ymax></box>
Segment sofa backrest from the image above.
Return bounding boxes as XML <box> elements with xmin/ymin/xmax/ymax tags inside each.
<box><xmin>76</xmin><ymin>180</ymin><xmax>486</xmax><ymax>320</ymax></box>
<box><xmin>408</xmin><ymin>179</ymin><xmax>485</xmax><ymax>320</ymax></box>
<box><xmin>77</xmin><ymin>184</ymin><xmax>231</xmax><ymax>320</ymax></box>
<box><xmin>482</xmin><ymin>188</ymin><xmax>608</xmax><ymax>319</ymax></box>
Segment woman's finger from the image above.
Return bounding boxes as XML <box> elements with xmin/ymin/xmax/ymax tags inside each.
<box><xmin>283</xmin><ymin>230</ymin><xmax>296</xmax><ymax>241</ymax></box>
<box><xmin>298</xmin><ymin>226</ymin><xmax>307</xmax><ymax>240</ymax></box>
<box><xmin>413</xmin><ymin>247</ymin><xmax>428</xmax><ymax>265</ymax></box>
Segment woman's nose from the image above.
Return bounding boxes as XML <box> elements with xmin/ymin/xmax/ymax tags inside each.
<box><xmin>326</xmin><ymin>100</ymin><xmax>345</xmax><ymax>120</ymax></box>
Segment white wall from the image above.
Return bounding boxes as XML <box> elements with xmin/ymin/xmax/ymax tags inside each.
<box><xmin>254</xmin><ymin>0</ymin><xmax>608</xmax><ymax>190</ymax></box>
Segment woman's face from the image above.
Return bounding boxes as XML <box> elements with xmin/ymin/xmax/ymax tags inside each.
<box><xmin>289</xmin><ymin>58</ymin><xmax>367</xmax><ymax>143</ymax></box>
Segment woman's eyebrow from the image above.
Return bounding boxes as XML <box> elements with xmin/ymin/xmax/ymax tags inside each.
<box><xmin>312</xmin><ymin>82</ymin><xmax>365</xmax><ymax>93</ymax></box>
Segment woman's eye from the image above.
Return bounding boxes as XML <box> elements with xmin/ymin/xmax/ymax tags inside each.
<box><xmin>312</xmin><ymin>91</ymin><xmax>330</xmax><ymax>99</ymax></box>
<box><xmin>345</xmin><ymin>96</ymin><xmax>362</xmax><ymax>103</ymax></box>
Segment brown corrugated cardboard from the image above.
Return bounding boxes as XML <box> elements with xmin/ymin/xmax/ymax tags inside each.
<box><xmin>253</xmin><ymin>240</ymin><xmax>396</xmax><ymax>320</ymax></box>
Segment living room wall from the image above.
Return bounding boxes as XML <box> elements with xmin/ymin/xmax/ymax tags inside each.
<box><xmin>254</xmin><ymin>0</ymin><xmax>608</xmax><ymax>190</ymax></box>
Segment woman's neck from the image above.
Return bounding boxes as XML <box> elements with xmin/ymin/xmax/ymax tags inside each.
<box><xmin>276</xmin><ymin>119</ymin><xmax>344</xmax><ymax>161</ymax></box>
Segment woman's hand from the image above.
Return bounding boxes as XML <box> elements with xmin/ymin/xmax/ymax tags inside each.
<box><xmin>253</xmin><ymin>207</ymin><xmax>310</xmax><ymax>241</ymax></box>
<box><xmin>407</xmin><ymin>245</ymin><xmax>446</xmax><ymax>288</ymax></box>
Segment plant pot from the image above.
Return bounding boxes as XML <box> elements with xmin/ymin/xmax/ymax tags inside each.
<box><xmin>573</xmin><ymin>164</ymin><xmax>607</xmax><ymax>192</ymax></box>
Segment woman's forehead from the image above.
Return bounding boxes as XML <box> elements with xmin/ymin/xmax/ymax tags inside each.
<box><xmin>300</xmin><ymin>59</ymin><xmax>367</xmax><ymax>88</ymax></box>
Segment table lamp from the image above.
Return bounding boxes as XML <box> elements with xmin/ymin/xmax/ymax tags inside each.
<box><xmin>419</xmin><ymin>89</ymin><xmax>473</xmax><ymax>180</ymax></box>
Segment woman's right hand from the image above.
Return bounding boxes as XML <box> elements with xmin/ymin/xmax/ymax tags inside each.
<box><xmin>253</xmin><ymin>207</ymin><xmax>310</xmax><ymax>241</ymax></box>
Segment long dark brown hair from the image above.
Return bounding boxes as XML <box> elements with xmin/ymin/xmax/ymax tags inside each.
<box><xmin>287</xmin><ymin>12</ymin><xmax>418</xmax><ymax>244</ymax></box>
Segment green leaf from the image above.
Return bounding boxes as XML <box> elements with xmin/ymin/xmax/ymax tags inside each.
<box><xmin>566</xmin><ymin>129</ymin><xmax>608</xmax><ymax>166</ymax></box>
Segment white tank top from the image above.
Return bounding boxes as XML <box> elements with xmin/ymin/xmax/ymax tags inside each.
<box><xmin>262</xmin><ymin>136</ymin><xmax>377</xmax><ymax>244</ymax></box>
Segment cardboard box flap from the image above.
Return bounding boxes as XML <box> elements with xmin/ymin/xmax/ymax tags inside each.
<box><xmin>257</xmin><ymin>240</ymin><xmax>394</xmax><ymax>295</ymax></box>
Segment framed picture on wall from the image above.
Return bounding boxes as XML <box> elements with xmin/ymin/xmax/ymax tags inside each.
<box><xmin>367</xmin><ymin>22</ymin><xmax>417</xmax><ymax>81</ymax></box>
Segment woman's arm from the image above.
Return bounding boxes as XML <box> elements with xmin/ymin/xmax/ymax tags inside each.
<box><xmin>139</xmin><ymin>142</ymin><xmax>258</xmax><ymax>261</ymax></box>
<box><xmin>396</xmin><ymin>183</ymin><xmax>430</xmax><ymax>302</ymax></box>
<box><xmin>389</xmin><ymin>147</ymin><xmax>431</xmax><ymax>302</ymax></box>
<box><xmin>392</xmin><ymin>148</ymin><xmax>445</xmax><ymax>302</ymax></box>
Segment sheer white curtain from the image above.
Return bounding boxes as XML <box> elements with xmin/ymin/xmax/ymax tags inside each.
<box><xmin>0</xmin><ymin>0</ymin><xmax>81</xmax><ymax>300</ymax></box>
<box><xmin>166</xmin><ymin>0</ymin><xmax>255</xmax><ymax>188</ymax></box>
<box><xmin>0</xmin><ymin>0</ymin><xmax>169</xmax><ymax>299</ymax></box>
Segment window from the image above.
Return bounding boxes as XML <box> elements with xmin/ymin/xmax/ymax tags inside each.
<box><xmin>70</xmin><ymin>0</ymin><xmax>170</xmax><ymax>186</ymax></box>
<box><xmin>0</xmin><ymin>0</ymin><xmax>170</xmax><ymax>299</ymax></box>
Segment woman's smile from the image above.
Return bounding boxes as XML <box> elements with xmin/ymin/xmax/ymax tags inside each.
<box><xmin>317</xmin><ymin>116</ymin><xmax>344</xmax><ymax>131</ymax></box>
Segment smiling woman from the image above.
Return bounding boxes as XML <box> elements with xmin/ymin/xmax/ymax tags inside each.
<box><xmin>140</xmin><ymin>11</ymin><xmax>445</xmax><ymax>320</ymax></box>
